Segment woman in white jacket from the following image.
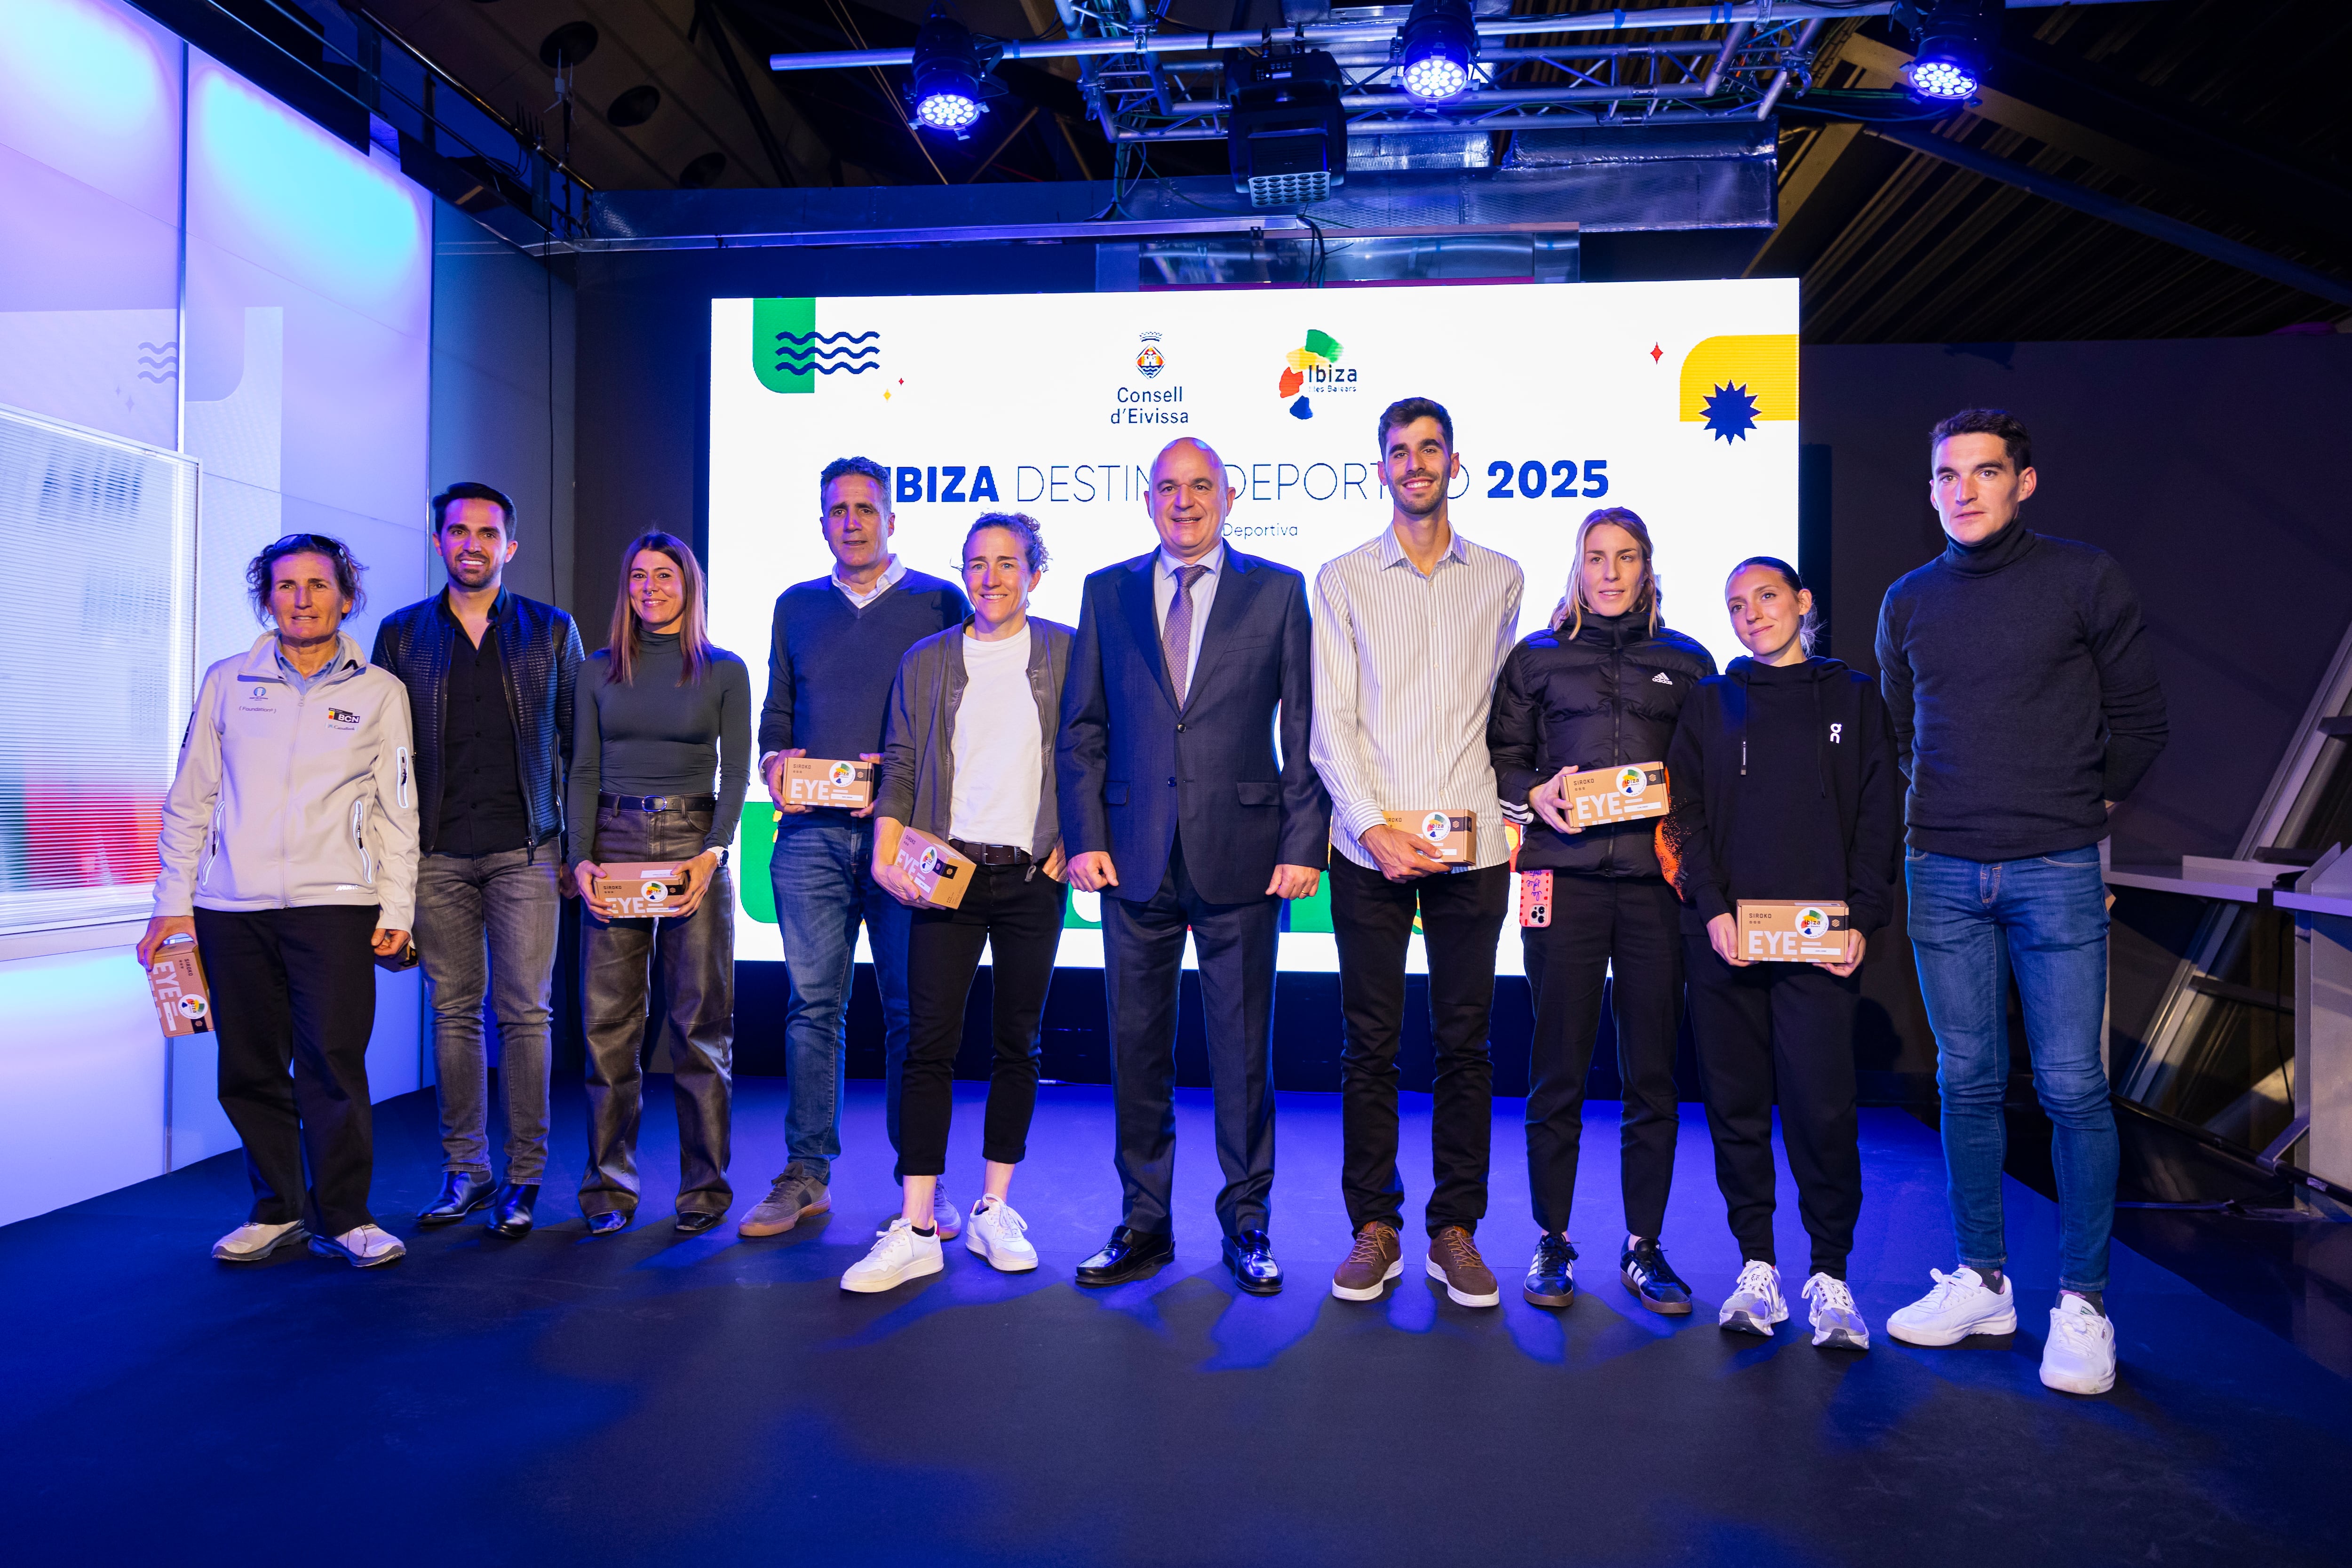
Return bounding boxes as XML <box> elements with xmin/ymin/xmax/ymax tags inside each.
<box><xmin>138</xmin><ymin>534</ymin><xmax>420</xmax><ymax>1268</ymax></box>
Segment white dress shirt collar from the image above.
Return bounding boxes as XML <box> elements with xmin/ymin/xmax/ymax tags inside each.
<box><xmin>834</xmin><ymin>554</ymin><xmax>906</xmax><ymax>609</ymax></box>
<box><xmin>1157</xmin><ymin>541</ymin><xmax>1226</xmax><ymax>582</ymax></box>
<box><xmin>1375</xmin><ymin>523</ymin><xmax>1468</xmax><ymax>573</ymax></box>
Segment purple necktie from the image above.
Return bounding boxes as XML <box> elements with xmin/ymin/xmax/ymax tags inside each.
<box><xmin>1162</xmin><ymin>564</ymin><xmax>1205</xmax><ymax>707</ymax></box>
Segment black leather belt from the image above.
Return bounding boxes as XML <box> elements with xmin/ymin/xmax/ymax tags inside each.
<box><xmin>950</xmin><ymin>838</ymin><xmax>1032</xmax><ymax>866</ymax></box>
<box><xmin>599</xmin><ymin>792</ymin><xmax>716</xmax><ymax>813</ymax></box>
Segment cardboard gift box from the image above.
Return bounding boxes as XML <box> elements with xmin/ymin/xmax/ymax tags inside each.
<box><xmin>785</xmin><ymin>756</ymin><xmax>876</xmax><ymax>810</ymax></box>
<box><xmin>1736</xmin><ymin>899</ymin><xmax>1851</xmax><ymax>963</ymax></box>
<box><xmin>594</xmin><ymin>861</ymin><xmax>693</xmax><ymax>919</ymax></box>
<box><xmin>1563</xmin><ymin>762</ymin><xmax>1670</xmax><ymax>826</ymax></box>
<box><xmin>894</xmin><ymin>826</ymin><xmax>975</xmax><ymax>909</ymax></box>
<box><xmin>147</xmin><ymin>932</ymin><xmax>213</xmax><ymax>1037</ymax></box>
<box><xmin>1384</xmin><ymin>809</ymin><xmax>1475</xmax><ymax>865</ymax></box>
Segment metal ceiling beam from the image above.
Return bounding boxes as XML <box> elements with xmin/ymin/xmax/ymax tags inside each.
<box><xmin>1861</xmin><ymin>123</ymin><xmax>2352</xmax><ymax>310</ymax></box>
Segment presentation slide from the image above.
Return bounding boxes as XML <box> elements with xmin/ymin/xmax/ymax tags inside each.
<box><xmin>707</xmin><ymin>279</ymin><xmax>1799</xmax><ymax>972</ymax></box>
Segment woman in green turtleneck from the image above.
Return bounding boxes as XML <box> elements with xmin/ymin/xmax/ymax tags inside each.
<box><xmin>568</xmin><ymin>531</ymin><xmax>751</xmax><ymax>1238</ymax></box>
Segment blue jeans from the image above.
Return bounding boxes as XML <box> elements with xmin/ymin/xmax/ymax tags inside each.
<box><xmin>769</xmin><ymin>816</ymin><xmax>913</xmax><ymax>1183</ymax></box>
<box><xmin>413</xmin><ymin>846</ymin><xmax>561</xmax><ymax>1183</ymax></box>
<box><xmin>1906</xmin><ymin>845</ymin><xmax>2117</xmax><ymax>1293</ymax></box>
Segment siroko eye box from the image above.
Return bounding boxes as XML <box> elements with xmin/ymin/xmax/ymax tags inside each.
<box><xmin>1736</xmin><ymin>900</ymin><xmax>1851</xmax><ymax>963</ymax></box>
<box><xmin>148</xmin><ymin>931</ymin><xmax>214</xmax><ymax>1037</ymax></box>
<box><xmin>594</xmin><ymin>862</ymin><xmax>693</xmax><ymax>918</ymax></box>
<box><xmin>785</xmin><ymin>756</ymin><xmax>876</xmax><ymax>810</ymax></box>
<box><xmin>1384</xmin><ymin>809</ymin><xmax>1475</xmax><ymax>865</ymax></box>
<box><xmin>1563</xmin><ymin>763</ymin><xmax>1670</xmax><ymax>825</ymax></box>
<box><xmin>893</xmin><ymin>826</ymin><xmax>975</xmax><ymax>909</ymax></box>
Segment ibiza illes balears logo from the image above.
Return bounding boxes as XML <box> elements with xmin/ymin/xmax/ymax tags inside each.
<box><xmin>752</xmin><ymin>297</ymin><xmax>880</xmax><ymax>394</ymax></box>
<box><xmin>1276</xmin><ymin>328</ymin><xmax>1355</xmax><ymax>419</ymax></box>
<box><xmin>1136</xmin><ymin>331</ymin><xmax>1166</xmax><ymax>379</ymax></box>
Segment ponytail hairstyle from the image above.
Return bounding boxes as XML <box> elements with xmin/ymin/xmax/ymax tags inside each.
<box><xmin>1728</xmin><ymin>555</ymin><xmax>1819</xmax><ymax>655</ymax></box>
<box><xmin>1552</xmin><ymin>506</ymin><xmax>1661</xmax><ymax>638</ymax></box>
<box><xmin>606</xmin><ymin>531</ymin><xmax>714</xmax><ymax>686</ymax></box>
<box><xmin>962</xmin><ymin>511</ymin><xmax>1050</xmax><ymax>574</ymax></box>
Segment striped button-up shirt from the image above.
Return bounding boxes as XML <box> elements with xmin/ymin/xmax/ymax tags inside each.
<box><xmin>1310</xmin><ymin>525</ymin><xmax>1525</xmax><ymax>871</ymax></box>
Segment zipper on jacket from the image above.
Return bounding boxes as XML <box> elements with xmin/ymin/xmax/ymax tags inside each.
<box><xmin>350</xmin><ymin>797</ymin><xmax>373</xmax><ymax>887</ymax></box>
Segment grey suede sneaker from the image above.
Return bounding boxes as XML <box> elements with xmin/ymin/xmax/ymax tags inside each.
<box><xmin>739</xmin><ymin>1165</ymin><xmax>830</xmax><ymax>1238</ymax></box>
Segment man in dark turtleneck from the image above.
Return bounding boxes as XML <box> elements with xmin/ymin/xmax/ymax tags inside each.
<box><xmin>1875</xmin><ymin>408</ymin><xmax>2166</xmax><ymax>1397</ymax></box>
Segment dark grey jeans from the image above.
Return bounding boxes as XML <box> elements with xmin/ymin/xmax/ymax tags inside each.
<box><xmin>580</xmin><ymin>803</ymin><xmax>735</xmax><ymax>1218</ymax></box>
<box><xmin>414</xmin><ymin>845</ymin><xmax>561</xmax><ymax>1183</ymax></box>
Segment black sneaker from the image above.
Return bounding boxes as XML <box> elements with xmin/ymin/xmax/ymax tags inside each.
<box><xmin>1620</xmin><ymin>1237</ymin><xmax>1692</xmax><ymax>1315</ymax></box>
<box><xmin>1524</xmin><ymin>1234</ymin><xmax>1578</xmax><ymax>1309</ymax></box>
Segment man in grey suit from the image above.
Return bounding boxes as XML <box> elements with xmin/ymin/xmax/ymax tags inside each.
<box><xmin>1057</xmin><ymin>436</ymin><xmax>1330</xmax><ymax>1293</ymax></box>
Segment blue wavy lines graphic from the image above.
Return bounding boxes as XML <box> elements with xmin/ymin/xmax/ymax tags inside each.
<box><xmin>776</xmin><ymin>361</ymin><xmax>879</xmax><ymax>375</ymax></box>
<box><xmin>773</xmin><ymin>330</ymin><xmax>879</xmax><ymax>346</ymax></box>
<box><xmin>771</xmin><ymin>327</ymin><xmax>881</xmax><ymax>379</ymax></box>
<box><xmin>136</xmin><ymin>341</ymin><xmax>180</xmax><ymax>384</ymax></box>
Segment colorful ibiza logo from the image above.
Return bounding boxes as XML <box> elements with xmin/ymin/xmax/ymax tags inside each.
<box><xmin>1276</xmin><ymin>328</ymin><xmax>1352</xmax><ymax>419</ymax></box>
<box><xmin>1615</xmin><ymin>766</ymin><xmax>1646</xmax><ymax>796</ymax></box>
<box><xmin>828</xmin><ymin>761</ymin><xmax>855</xmax><ymax>787</ymax></box>
<box><xmin>1420</xmin><ymin>812</ymin><xmax>1452</xmax><ymax>844</ymax></box>
<box><xmin>1677</xmin><ymin>334</ymin><xmax>1796</xmax><ymax>442</ymax></box>
<box><xmin>640</xmin><ymin>879</ymin><xmax>672</xmax><ymax>904</ymax></box>
<box><xmin>1136</xmin><ymin>332</ymin><xmax>1166</xmax><ymax>378</ymax></box>
<box><xmin>753</xmin><ymin>297</ymin><xmax>879</xmax><ymax>394</ymax></box>
<box><xmin>1796</xmin><ymin>906</ymin><xmax>1830</xmax><ymax>939</ymax></box>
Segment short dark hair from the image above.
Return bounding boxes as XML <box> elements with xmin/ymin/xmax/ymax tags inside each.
<box><xmin>820</xmin><ymin>456</ymin><xmax>893</xmax><ymax>510</ymax></box>
<box><xmin>1727</xmin><ymin>554</ymin><xmax>1819</xmax><ymax>655</ymax></box>
<box><xmin>1930</xmin><ymin>409</ymin><xmax>2032</xmax><ymax>474</ymax></box>
<box><xmin>1376</xmin><ymin>396</ymin><xmax>1454</xmax><ymax>454</ymax></box>
<box><xmin>247</xmin><ymin>533</ymin><xmax>366</xmax><ymax>620</ymax></box>
<box><xmin>964</xmin><ymin>512</ymin><xmax>1049</xmax><ymax>574</ymax></box>
<box><xmin>431</xmin><ymin>482</ymin><xmax>515</xmax><ymax>534</ymax></box>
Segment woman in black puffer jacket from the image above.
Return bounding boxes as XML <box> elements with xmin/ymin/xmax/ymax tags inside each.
<box><xmin>1487</xmin><ymin>506</ymin><xmax>1716</xmax><ymax>1313</ymax></box>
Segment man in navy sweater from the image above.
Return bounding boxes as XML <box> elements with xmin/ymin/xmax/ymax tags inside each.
<box><xmin>1875</xmin><ymin>409</ymin><xmax>2167</xmax><ymax>1396</ymax></box>
<box><xmin>739</xmin><ymin>457</ymin><xmax>969</xmax><ymax>1240</ymax></box>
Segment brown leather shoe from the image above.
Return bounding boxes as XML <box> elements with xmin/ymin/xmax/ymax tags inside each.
<box><xmin>1330</xmin><ymin>1222</ymin><xmax>1404</xmax><ymax>1301</ymax></box>
<box><xmin>1426</xmin><ymin>1226</ymin><xmax>1502</xmax><ymax>1307</ymax></box>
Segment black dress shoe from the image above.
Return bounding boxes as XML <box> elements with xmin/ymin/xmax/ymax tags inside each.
<box><xmin>675</xmin><ymin>1210</ymin><xmax>724</xmax><ymax>1235</ymax></box>
<box><xmin>417</xmin><ymin>1171</ymin><xmax>495</xmax><ymax>1226</ymax></box>
<box><xmin>1074</xmin><ymin>1225</ymin><xmax>1174</xmax><ymax>1287</ymax></box>
<box><xmin>487</xmin><ymin>1183</ymin><xmax>537</xmax><ymax>1239</ymax></box>
<box><xmin>1221</xmin><ymin>1230</ymin><xmax>1283</xmax><ymax>1296</ymax></box>
<box><xmin>585</xmin><ymin>1210</ymin><xmax>633</xmax><ymax>1237</ymax></box>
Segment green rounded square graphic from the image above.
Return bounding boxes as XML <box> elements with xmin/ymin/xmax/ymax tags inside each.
<box><xmin>754</xmin><ymin>298</ymin><xmax>817</xmax><ymax>394</ymax></box>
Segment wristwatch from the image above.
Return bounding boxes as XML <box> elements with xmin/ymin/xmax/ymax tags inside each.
<box><xmin>709</xmin><ymin>846</ymin><xmax>731</xmax><ymax>871</ymax></box>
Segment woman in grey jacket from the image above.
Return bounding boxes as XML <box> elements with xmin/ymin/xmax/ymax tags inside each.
<box><xmin>140</xmin><ymin>533</ymin><xmax>420</xmax><ymax>1269</ymax></box>
<box><xmin>842</xmin><ymin>514</ymin><xmax>1073</xmax><ymax>1293</ymax></box>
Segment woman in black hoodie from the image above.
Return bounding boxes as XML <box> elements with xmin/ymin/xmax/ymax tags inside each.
<box><xmin>1661</xmin><ymin>557</ymin><xmax>1899</xmax><ymax>1351</ymax></box>
<box><xmin>1489</xmin><ymin>507</ymin><xmax>1715</xmax><ymax>1314</ymax></box>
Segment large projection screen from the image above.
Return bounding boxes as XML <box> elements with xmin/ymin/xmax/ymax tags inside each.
<box><xmin>708</xmin><ymin>279</ymin><xmax>1799</xmax><ymax>973</ymax></box>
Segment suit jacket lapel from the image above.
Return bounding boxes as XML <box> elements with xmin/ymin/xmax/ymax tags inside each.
<box><xmin>1116</xmin><ymin>553</ymin><xmax>1181</xmax><ymax>713</ymax></box>
<box><xmin>1183</xmin><ymin>550</ymin><xmax>1263</xmax><ymax>713</ymax></box>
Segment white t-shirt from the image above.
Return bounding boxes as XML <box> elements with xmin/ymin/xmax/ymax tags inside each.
<box><xmin>949</xmin><ymin>624</ymin><xmax>1040</xmax><ymax>848</ymax></box>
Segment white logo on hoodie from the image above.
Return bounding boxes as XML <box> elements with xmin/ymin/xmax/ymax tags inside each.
<box><xmin>1829</xmin><ymin>723</ymin><xmax>1844</xmax><ymax>744</ymax></box>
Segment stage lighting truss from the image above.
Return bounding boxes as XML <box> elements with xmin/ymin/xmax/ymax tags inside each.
<box><xmin>1893</xmin><ymin>0</ymin><xmax>1997</xmax><ymax>103</ymax></box>
<box><xmin>1225</xmin><ymin>47</ymin><xmax>1349</xmax><ymax>207</ymax></box>
<box><xmin>769</xmin><ymin>0</ymin><xmax>1851</xmax><ymax>151</ymax></box>
<box><xmin>906</xmin><ymin>4</ymin><xmax>1006</xmax><ymax>139</ymax></box>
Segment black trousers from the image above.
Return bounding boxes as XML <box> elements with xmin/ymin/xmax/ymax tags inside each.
<box><xmin>1102</xmin><ymin>834</ymin><xmax>1280</xmax><ymax>1239</ymax></box>
<box><xmin>194</xmin><ymin>904</ymin><xmax>383</xmax><ymax>1236</ymax></box>
<box><xmin>1330</xmin><ymin>855</ymin><xmax>1511</xmax><ymax>1237</ymax></box>
<box><xmin>1685</xmin><ymin>935</ymin><xmax>1864</xmax><ymax>1279</ymax></box>
<box><xmin>580</xmin><ymin>804</ymin><xmax>735</xmax><ymax>1218</ymax></box>
<box><xmin>898</xmin><ymin>860</ymin><xmax>1067</xmax><ymax>1177</ymax></box>
<box><xmin>1522</xmin><ymin>874</ymin><xmax>1684</xmax><ymax>1240</ymax></box>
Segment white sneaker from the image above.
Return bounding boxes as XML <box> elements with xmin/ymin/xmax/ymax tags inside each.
<box><xmin>965</xmin><ymin>1197</ymin><xmax>1039</xmax><ymax>1273</ymax></box>
<box><xmin>1718</xmin><ymin>1259</ymin><xmax>1788</xmax><ymax>1337</ymax></box>
<box><xmin>212</xmin><ymin>1219</ymin><xmax>306</xmax><ymax>1263</ymax></box>
<box><xmin>308</xmin><ymin>1224</ymin><xmax>405</xmax><ymax>1268</ymax></box>
<box><xmin>875</xmin><ymin>1185</ymin><xmax>963</xmax><ymax>1241</ymax></box>
<box><xmin>1802</xmin><ymin>1272</ymin><xmax>1871</xmax><ymax>1351</ymax></box>
<box><xmin>1887</xmin><ymin>1266</ymin><xmax>2016</xmax><ymax>1346</ymax></box>
<box><xmin>842</xmin><ymin>1216</ymin><xmax>944</xmax><ymax>1293</ymax></box>
<box><xmin>2039</xmin><ymin>1295</ymin><xmax>2118</xmax><ymax>1395</ymax></box>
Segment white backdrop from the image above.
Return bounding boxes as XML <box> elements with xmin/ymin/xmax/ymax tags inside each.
<box><xmin>708</xmin><ymin>279</ymin><xmax>1799</xmax><ymax>972</ymax></box>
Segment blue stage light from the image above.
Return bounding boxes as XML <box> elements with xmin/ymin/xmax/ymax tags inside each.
<box><xmin>1908</xmin><ymin>57</ymin><xmax>1979</xmax><ymax>101</ymax></box>
<box><xmin>1895</xmin><ymin>0</ymin><xmax>1996</xmax><ymax>105</ymax></box>
<box><xmin>906</xmin><ymin>4</ymin><xmax>999</xmax><ymax>139</ymax></box>
<box><xmin>1395</xmin><ymin>0</ymin><xmax>1478</xmax><ymax>106</ymax></box>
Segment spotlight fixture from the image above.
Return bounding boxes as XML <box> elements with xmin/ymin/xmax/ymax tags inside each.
<box><xmin>906</xmin><ymin>3</ymin><xmax>1004</xmax><ymax>138</ymax></box>
<box><xmin>1393</xmin><ymin>0</ymin><xmax>1478</xmax><ymax>105</ymax></box>
<box><xmin>1894</xmin><ymin>0</ymin><xmax>1997</xmax><ymax>103</ymax></box>
<box><xmin>1224</xmin><ymin>46</ymin><xmax>1348</xmax><ymax>208</ymax></box>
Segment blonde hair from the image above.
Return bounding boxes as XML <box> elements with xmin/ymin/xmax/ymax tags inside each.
<box><xmin>1552</xmin><ymin>506</ymin><xmax>1661</xmax><ymax>637</ymax></box>
<box><xmin>606</xmin><ymin>531</ymin><xmax>714</xmax><ymax>685</ymax></box>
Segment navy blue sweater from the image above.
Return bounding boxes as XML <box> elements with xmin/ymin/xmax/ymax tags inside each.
<box><xmin>1875</xmin><ymin>522</ymin><xmax>2167</xmax><ymax>862</ymax></box>
<box><xmin>755</xmin><ymin>568</ymin><xmax>969</xmax><ymax>769</ymax></box>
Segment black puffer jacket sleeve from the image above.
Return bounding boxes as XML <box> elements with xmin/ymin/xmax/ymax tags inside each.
<box><xmin>1845</xmin><ymin>672</ymin><xmax>1902</xmax><ymax>936</ymax></box>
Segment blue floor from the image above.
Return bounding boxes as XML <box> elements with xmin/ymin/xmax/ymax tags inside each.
<box><xmin>5</xmin><ymin>1079</ymin><xmax>2346</xmax><ymax>1566</ymax></box>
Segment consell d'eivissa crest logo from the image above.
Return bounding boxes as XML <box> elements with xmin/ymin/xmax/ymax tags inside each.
<box><xmin>753</xmin><ymin>297</ymin><xmax>879</xmax><ymax>394</ymax></box>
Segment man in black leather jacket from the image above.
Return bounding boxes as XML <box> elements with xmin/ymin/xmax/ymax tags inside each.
<box><xmin>372</xmin><ymin>483</ymin><xmax>585</xmax><ymax>1239</ymax></box>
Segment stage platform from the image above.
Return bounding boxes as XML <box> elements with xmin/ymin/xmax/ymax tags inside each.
<box><xmin>5</xmin><ymin>1080</ymin><xmax>2347</xmax><ymax>1566</ymax></box>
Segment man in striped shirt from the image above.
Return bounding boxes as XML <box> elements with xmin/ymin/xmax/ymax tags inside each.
<box><xmin>1310</xmin><ymin>396</ymin><xmax>1525</xmax><ymax>1310</ymax></box>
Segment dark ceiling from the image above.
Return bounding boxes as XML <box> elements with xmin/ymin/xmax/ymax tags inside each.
<box><xmin>247</xmin><ymin>1</ymin><xmax>2352</xmax><ymax>340</ymax></box>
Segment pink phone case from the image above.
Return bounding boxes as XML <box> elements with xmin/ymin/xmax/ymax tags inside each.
<box><xmin>1519</xmin><ymin>869</ymin><xmax>1553</xmax><ymax>928</ymax></box>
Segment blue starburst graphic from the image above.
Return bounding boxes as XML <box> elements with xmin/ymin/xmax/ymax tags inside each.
<box><xmin>1701</xmin><ymin>382</ymin><xmax>1760</xmax><ymax>442</ymax></box>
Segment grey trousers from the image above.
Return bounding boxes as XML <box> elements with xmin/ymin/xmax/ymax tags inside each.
<box><xmin>579</xmin><ymin>803</ymin><xmax>736</xmax><ymax>1218</ymax></box>
<box><xmin>414</xmin><ymin>846</ymin><xmax>561</xmax><ymax>1183</ymax></box>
